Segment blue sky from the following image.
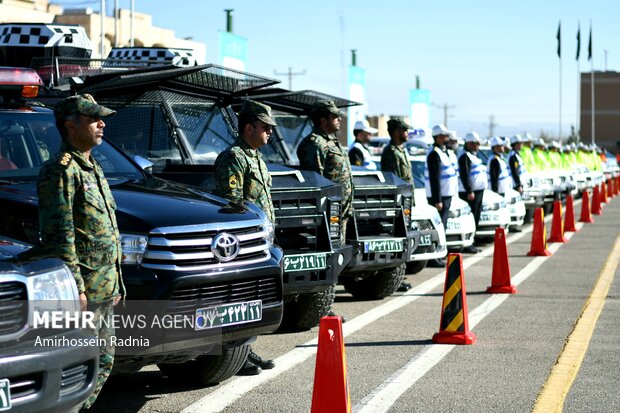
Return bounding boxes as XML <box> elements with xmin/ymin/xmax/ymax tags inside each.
<box><xmin>59</xmin><ymin>0</ymin><xmax>618</xmax><ymax>138</ymax></box>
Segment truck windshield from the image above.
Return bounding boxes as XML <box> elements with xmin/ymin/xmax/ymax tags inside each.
<box><xmin>0</xmin><ymin>112</ymin><xmax>143</xmax><ymax>180</ymax></box>
<box><xmin>410</xmin><ymin>160</ymin><xmax>426</xmax><ymax>189</ymax></box>
<box><xmin>101</xmin><ymin>91</ymin><xmax>287</xmax><ymax>166</ymax></box>
<box><xmin>271</xmin><ymin>112</ymin><xmax>312</xmax><ymax>165</ymax></box>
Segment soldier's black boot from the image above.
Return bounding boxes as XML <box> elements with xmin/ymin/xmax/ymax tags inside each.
<box><xmin>237</xmin><ymin>359</ymin><xmax>262</xmax><ymax>376</ymax></box>
<box><xmin>248</xmin><ymin>350</ymin><xmax>275</xmax><ymax>370</ymax></box>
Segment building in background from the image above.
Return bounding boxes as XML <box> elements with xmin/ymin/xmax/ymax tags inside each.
<box><xmin>0</xmin><ymin>0</ymin><xmax>206</xmax><ymax>62</ymax></box>
<box><xmin>580</xmin><ymin>71</ymin><xmax>620</xmax><ymax>152</ymax></box>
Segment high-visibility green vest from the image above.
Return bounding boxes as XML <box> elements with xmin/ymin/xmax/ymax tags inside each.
<box><xmin>520</xmin><ymin>146</ymin><xmax>537</xmax><ymax>172</ymax></box>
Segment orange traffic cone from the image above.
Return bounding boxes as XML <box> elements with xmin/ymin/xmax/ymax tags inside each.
<box><xmin>486</xmin><ymin>227</ymin><xmax>517</xmax><ymax>294</ymax></box>
<box><xmin>608</xmin><ymin>179</ymin><xmax>615</xmax><ymax>199</ymax></box>
<box><xmin>564</xmin><ymin>194</ymin><xmax>578</xmax><ymax>232</ymax></box>
<box><xmin>601</xmin><ymin>182</ymin><xmax>609</xmax><ymax>204</ymax></box>
<box><xmin>615</xmin><ymin>177</ymin><xmax>620</xmax><ymax>196</ymax></box>
<box><xmin>547</xmin><ymin>200</ymin><xmax>567</xmax><ymax>243</ymax></box>
<box><xmin>591</xmin><ymin>186</ymin><xmax>602</xmax><ymax>215</ymax></box>
<box><xmin>432</xmin><ymin>253</ymin><xmax>476</xmax><ymax>345</ymax></box>
<box><xmin>311</xmin><ymin>316</ymin><xmax>351</xmax><ymax>413</ymax></box>
<box><xmin>527</xmin><ymin>207</ymin><xmax>552</xmax><ymax>256</ymax></box>
<box><xmin>579</xmin><ymin>190</ymin><xmax>594</xmax><ymax>223</ymax></box>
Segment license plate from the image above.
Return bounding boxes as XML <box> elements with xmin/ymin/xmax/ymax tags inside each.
<box><xmin>419</xmin><ymin>234</ymin><xmax>432</xmax><ymax>246</ymax></box>
<box><xmin>0</xmin><ymin>378</ymin><xmax>10</xmax><ymax>411</ymax></box>
<box><xmin>480</xmin><ymin>214</ymin><xmax>497</xmax><ymax>222</ymax></box>
<box><xmin>195</xmin><ymin>300</ymin><xmax>262</xmax><ymax>331</ymax></box>
<box><xmin>446</xmin><ymin>221</ymin><xmax>460</xmax><ymax>230</ymax></box>
<box><xmin>283</xmin><ymin>253</ymin><xmax>327</xmax><ymax>272</ymax></box>
<box><xmin>363</xmin><ymin>239</ymin><xmax>404</xmax><ymax>253</ymax></box>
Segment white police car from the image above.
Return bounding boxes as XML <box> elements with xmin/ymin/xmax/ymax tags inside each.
<box><xmin>477</xmin><ymin>189</ymin><xmax>511</xmax><ymax>239</ymax></box>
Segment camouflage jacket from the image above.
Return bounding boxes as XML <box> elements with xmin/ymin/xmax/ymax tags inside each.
<box><xmin>381</xmin><ymin>142</ymin><xmax>413</xmax><ymax>184</ymax></box>
<box><xmin>214</xmin><ymin>138</ymin><xmax>275</xmax><ymax>222</ymax></box>
<box><xmin>37</xmin><ymin>143</ymin><xmax>124</xmax><ymax>301</ymax></box>
<box><xmin>297</xmin><ymin>129</ymin><xmax>353</xmax><ymax>218</ymax></box>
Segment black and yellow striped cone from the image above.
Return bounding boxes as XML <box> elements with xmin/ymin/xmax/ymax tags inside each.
<box><xmin>432</xmin><ymin>253</ymin><xmax>477</xmax><ymax>345</ymax></box>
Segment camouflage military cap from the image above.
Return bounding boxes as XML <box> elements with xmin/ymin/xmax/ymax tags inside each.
<box><xmin>387</xmin><ymin>118</ymin><xmax>411</xmax><ymax>133</ymax></box>
<box><xmin>239</xmin><ymin>99</ymin><xmax>277</xmax><ymax>126</ymax></box>
<box><xmin>310</xmin><ymin>100</ymin><xmax>343</xmax><ymax>116</ymax></box>
<box><xmin>54</xmin><ymin>94</ymin><xmax>116</xmax><ymax>122</ymax></box>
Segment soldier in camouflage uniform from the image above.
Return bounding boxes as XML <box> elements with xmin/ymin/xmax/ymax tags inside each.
<box><xmin>297</xmin><ymin>100</ymin><xmax>353</xmax><ymax>243</ymax></box>
<box><xmin>381</xmin><ymin>118</ymin><xmax>413</xmax><ymax>184</ymax></box>
<box><xmin>214</xmin><ymin>99</ymin><xmax>277</xmax><ymax>376</ymax></box>
<box><xmin>380</xmin><ymin>118</ymin><xmax>414</xmax><ymax>291</ymax></box>
<box><xmin>37</xmin><ymin>94</ymin><xmax>125</xmax><ymax>410</ymax></box>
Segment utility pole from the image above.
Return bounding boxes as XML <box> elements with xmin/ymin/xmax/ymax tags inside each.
<box><xmin>432</xmin><ymin>102</ymin><xmax>456</xmax><ymax>127</ymax></box>
<box><xmin>488</xmin><ymin>114</ymin><xmax>496</xmax><ymax>137</ymax></box>
<box><xmin>274</xmin><ymin>67</ymin><xmax>306</xmax><ymax>90</ymax></box>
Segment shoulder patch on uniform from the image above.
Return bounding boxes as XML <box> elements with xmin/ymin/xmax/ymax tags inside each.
<box><xmin>229</xmin><ymin>175</ymin><xmax>238</xmax><ymax>189</ymax></box>
<box><xmin>58</xmin><ymin>152</ymin><xmax>71</xmax><ymax>167</ymax></box>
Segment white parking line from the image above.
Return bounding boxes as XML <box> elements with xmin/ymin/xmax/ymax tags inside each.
<box><xmin>182</xmin><ymin>223</ymin><xmax>541</xmax><ymax>413</ymax></box>
<box><xmin>352</xmin><ymin>224</ymin><xmax>582</xmax><ymax>413</ymax></box>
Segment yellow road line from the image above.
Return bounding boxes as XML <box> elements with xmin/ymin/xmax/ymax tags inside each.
<box><xmin>532</xmin><ymin>235</ymin><xmax>620</xmax><ymax>413</ymax></box>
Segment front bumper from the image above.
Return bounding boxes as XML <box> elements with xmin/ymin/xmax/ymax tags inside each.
<box><xmin>343</xmin><ymin>236</ymin><xmax>409</xmax><ymax>273</ymax></box>
<box><xmin>508</xmin><ymin>201</ymin><xmax>526</xmax><ymax>228</ymax></box>
<box><xmin>282</xmin><ymin>244</ymin><xmax>352</xmax><ymax>295</ymax></box>
<box><xmin>0</xmin><ymin>329</ymin><xmax>98</xmax><ymax>413</ymax></box>
<box><xmin>445</xmin><ymin>214</ymin><xmax>476</xmax><ymax>249</ymax></box>
<box><xmin>408</xmin><ymin>229</ymin><xmax>447</xmax><ymax>261</ymax></box>
<box><xmin>114</xmin><ymin>246</ymin><xmax>284</xmax><ymax>363</ymax></box>
<box><xmin>476</xmin><ymin>208</ymin><xmax>511</xmax><ymax>237</ymax></box>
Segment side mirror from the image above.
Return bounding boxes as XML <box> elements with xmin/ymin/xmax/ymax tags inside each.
<box><xmin>132</xmin><ymin>155</ymin><xmax>153</xmax><ymax>172</ymax></box>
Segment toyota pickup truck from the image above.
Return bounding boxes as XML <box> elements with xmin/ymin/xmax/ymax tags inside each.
<box><xmin>0</xmin><ymin>66</ymin><xmax>283</xmax><ymax>385</ymax></box>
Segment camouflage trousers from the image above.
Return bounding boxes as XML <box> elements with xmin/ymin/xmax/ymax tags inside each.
<box><xmin>82</xmin><ymin>302</ymin><xmax>115</xmax><ymax>410</ymax></box>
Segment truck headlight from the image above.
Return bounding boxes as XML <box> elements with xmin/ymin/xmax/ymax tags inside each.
<box><xmin>120</xmin><ymin>233</ymin><xmax>148</xmax><ymax>264</ymax></box>
<box><xmin>28</xmin><ymin>265</ymin><xmax>80</xmax><ymax>328</ymax></box>
<box><xmin>263</xmin><ymin>217</ymin><xmax>275</xmax><ymax>244</ymax></box>
<box><xmin>432</xmin><ymin>211</ymin><xmax>442</xmax><ymax>226</ymax></box>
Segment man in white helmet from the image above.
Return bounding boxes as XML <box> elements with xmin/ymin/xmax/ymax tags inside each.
<box><xmin>349</xmin><ymin>119</ymin><xmax>378</xmax><ymax>170</ymax></box>
<box><xmin>425</xmin><ymin>124</ymin><xmax>458</xmax><ymax>267</ymax></box>
<box><xmin>487</xmin><ymin>136</ymin><xmax>513</xmax><ymax>196</ymax></box>
<box><xmin>458</xmin><ymin>132</ymin><xmax>487</xmax><ymax>253</ymax></box>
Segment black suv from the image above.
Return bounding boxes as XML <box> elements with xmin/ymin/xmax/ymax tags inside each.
<box><xmin>0</xmin><ymin>236</ymin><xmax>98</xmax><ymax>413</ymax></box>
<box><xmin>0</xmin><ymin>67</ymin><xmax>283</xmax><ymax>385</ymax></box>
<box><xmin>71</xmin><ymin>63</ymin><xmax>352</xmax><ymax>330</ymax></box>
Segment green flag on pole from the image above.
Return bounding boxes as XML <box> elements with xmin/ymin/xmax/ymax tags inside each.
<box><xmin>556</xmin><ymin>21</ymin><xmax>561</xmax><ymax>58</ymax></box>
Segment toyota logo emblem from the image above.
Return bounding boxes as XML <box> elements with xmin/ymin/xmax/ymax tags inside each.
<box><xmin>211</xmin><ymin>233</ymin><xmax>240</xmax><ymax>262</ymax></box>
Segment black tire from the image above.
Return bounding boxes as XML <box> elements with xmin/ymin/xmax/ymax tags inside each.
<box><xmin>285</xmin><ymin>285</ymin><xmax>336</xmax><ymax>331</ymax></box>
<box><xmin>343</xmin><ymin>263</ymin><xmax>406</xmax><ymax>300</ymax></box>
<box><xmin>406</xmin><ymin>260</ymin><xmax>427</xmax><ymax>274</ymax></box>
<box><xmin>158</xmin><ymin>344</ymin><xmax>251</xmax><ymax>385</ymax></box>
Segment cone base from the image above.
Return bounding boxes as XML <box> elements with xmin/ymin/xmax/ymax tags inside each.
<box><xmin>527</xmin><ymin>249</ymin><xmax>552</xmax><ymax>257</ymax></box>
<box><xmin>547</xmin><ymin>236</ymin><xmax>568</xmax><ymax>243</ymax></box>
<box><xmin>592</xmin><ymin>211</ymin><xmax>602</xmax><ymax>216</ymax></box>
<box><xmin>486</xmin><ymin>284</ymin><xmax>517</xmax><ymax>294</ymax></box>
<box><xmin>432</xmin><ymin>331</ymin><xmax>477</xmax><ymax>345</ymax></box>
<box><xmin>579</xmin><ymin>218</ymin><xmax>594</xmax><ymax>223</ymax></box>
<box><xmin>564</xmin><ymin>226</ymin><xmax>578</xmax><ymax>232</ymax></box>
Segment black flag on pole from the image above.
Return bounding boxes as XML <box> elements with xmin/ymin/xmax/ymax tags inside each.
<box><xmin>588</xmin><ymin>24</ymin><xmax>592</xmax><ymax>61</ymax></box>
<box><xmin>576</xmin><ymin>24</ymin><xmax>581</xmax><ymax>60</ymax></box>
<box><xmin>557</xmin><ymin>21</ymin><xmax>561</xmax><ymax>58</ymax></box>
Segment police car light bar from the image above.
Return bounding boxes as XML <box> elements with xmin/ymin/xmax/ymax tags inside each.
<box><xmin>0</xmin><ymin>67</ymin><xmax>43</xmax><ymax>97</ymax></box>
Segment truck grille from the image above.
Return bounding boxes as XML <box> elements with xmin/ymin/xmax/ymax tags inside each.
<box><xmin>165</xmin><ymin>276</ymin><xmax>281</xmax><ymax>315</ymax></box>
<box><xmin>142</xmin><ymin>220</ymin><xmax>271</xmax><ymax>271</ymax></box>
<box><xmin>273</xmin><ymin>197</ymin><xmax>317</xmax><ymax>212</ymax></box>
<box><xmin>353</xmin><ymin>193</ymin><xmax>399</xmax><ymax>209</ymax></box>
<box><xmin>60</xmin><ymin>362</ymin><xmax>92</xmax><ymax>397</ymax></box>
<box><xmin>0</xmin><ymin>281</ymin><xmax>27</xmax><ymax>337</ymax></box>
<box><xmin>9</xmin><ymin>373</ymin><xmax>42</xmax><ymax>402</ymax></box>
<box><xmin>411</xmin><ymin>219</ymin><xmax>434</xmax><ymax>231</ymax></box>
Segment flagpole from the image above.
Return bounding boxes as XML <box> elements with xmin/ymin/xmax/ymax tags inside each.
<box><xmin>559</xmin><ymin>55</ymin><xmax>562</xmax><ymax>140</ymax></box>
<box><xmin>590</xmin><ymin>21</ymin><xmax>595</xmax><ymax>145</ymax></box>
<box><xmin>591</xmin><ymin>59</ymin><xmax>594</xmax><ymax>145</ymax></box>
<box><xmin>576</xmin><ymin>60</ymin><xmax>580</xmax><ymax>137</ymax></box>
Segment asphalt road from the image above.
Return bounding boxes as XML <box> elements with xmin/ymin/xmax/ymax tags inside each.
<box><xmin>90</xmin><ymin>195</ymin><xmax>620</xmax><ymax>413</ymax></box>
